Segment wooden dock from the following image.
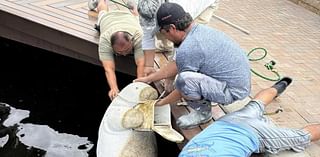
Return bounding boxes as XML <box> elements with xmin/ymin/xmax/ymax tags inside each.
<box><xmin>0</xmin><ymin>0</ymin><xmax>222</xmax><ymax>150</ymax></box>
<box><xmin>0</xmin><ymin>0</ymin><xmax>137</xmax><ymax>76</ymax></box>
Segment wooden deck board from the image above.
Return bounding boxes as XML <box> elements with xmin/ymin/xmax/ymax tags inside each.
<box><xmin>64</xmin><ymin>1</ymin><xmax>87</xmax><ymax>9</ymax></box>
<box><xmin>26</xmin><ymin>5</ymin><xmax>94</xmax><ymax>29</ymax></box>
<box><xmin>30</xmin><ymin>0</ymin><xmax>65</xmax><ymax>6</ymax></box>
<box><xmin>15</xmin><ymin>0</ymin><xmax>44</xmax><ymax>4</ymax></box>
<box><xmin>26</xmin><ymin>3</ymin><xmax>95</xmax><ymax>31</ymax></box>
<box><xmin>1</xmin><ymin>0</ymin><xmax>144</xmax><ymax>76</ymax></box>
<box><xmin>59</xmin><ymin>6</ymin><xmax>91</xmax><ymax>19</ymax></box>
<box><xmin>50</xmin><ymin>0</ymin><xmax>87</xmax><ymax>8</ymax></box>
<box><xmin>1</xmin><ymin>1</ymin><xmax>97</xmax><ymax>41</ymax></box>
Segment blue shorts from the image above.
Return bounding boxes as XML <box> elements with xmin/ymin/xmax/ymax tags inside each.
<box><xmin>219</xmin><ymin>100</ymin><xmax>311</xmax><ymax>154</ymax></box>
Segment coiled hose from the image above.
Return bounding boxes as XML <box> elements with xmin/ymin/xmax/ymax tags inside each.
<box><xmin>247</xmin><ymin>47</ymin><xmax>281</xmax><ymax>82</ymax></box>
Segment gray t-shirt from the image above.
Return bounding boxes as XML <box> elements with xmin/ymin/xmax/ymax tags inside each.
<box><xmin>175</xmin><ymin>24</ymin><xmax>251</xmax><ymax>99</ymax></box>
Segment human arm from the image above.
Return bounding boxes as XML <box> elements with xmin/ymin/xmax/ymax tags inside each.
<box><xmin>133</xmin><ymin>35</ymin><xmax>146</xmax><ymax>78</ymax></box>
<box><xmin>101</xmin><ymin>60</ymin><xmax>119</xmax><ymax>100</ymax></box>
<box><xmin>127</xmin><ymin>0</ymin><xmax>139</xmax><ymax>16</ymax></box>
<box><xmin>99</xmin><ymin>36</ymin><xmax>119</xmax><ymax>100</ymax></box>
<box><xmin>156</xmin><ymin>89</ymin><xmax>182</xmax><ymax>106</ymax></box>
<box><xmin>143</xmin><ymin>49</ymin><xmax>156</xmax><ymax>76</ymax></box>
<box><xmin>135</xmin><ymin>56</ymin><xmax>145</xmax><ymax>78</ymax></box>
<box><xmin>134</xmin><ymin>61</ymin><xmax>178</xmax><ymax>83</ymax></box>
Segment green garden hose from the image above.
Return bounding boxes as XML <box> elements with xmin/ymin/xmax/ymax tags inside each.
<box><xmin>247</xmin><ymin>47</ymin><xmax>281</xmax><ymax>81</ymax></box>
<box><xmin>248</xmin><ymin>48</ymin><xmax>283</xmax><ymax>115</ymax></box>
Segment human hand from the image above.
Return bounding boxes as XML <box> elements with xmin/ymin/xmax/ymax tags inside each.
<box><xmin>155</xmin><ymin>99</ymin><xmax>163</xmax><ymax>106</ymax></box>
<box><xmin>133</xmin><ymin>76</ymin><xmax>151</xmax><ymax>84</ymax></box>
<box><xmin>144</xmin><ymin>66</ymin><xmax>156</xmax><ymax>76</ymax></box>
<box><xmin>108</xmin><ymin>88</ymin><xmax>119</xmax><ymax>100</ymax></box>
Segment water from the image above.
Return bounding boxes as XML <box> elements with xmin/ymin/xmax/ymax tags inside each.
<box><xmin>0</xmin><ymin>37</ymin><xmax>180</xmax><ymax>157</ymax></box>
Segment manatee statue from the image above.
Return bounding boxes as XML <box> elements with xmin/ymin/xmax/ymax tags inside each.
<box><xmin>96</xmin><ymin>82</ymin><xmax>184</xmax><ymax>157</ymax></box>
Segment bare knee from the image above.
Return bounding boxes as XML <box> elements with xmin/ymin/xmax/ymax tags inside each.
<box><xmin>303</xmin><ymin>124</ymin><xmax>320</xmax><ymax>142</ymax></box>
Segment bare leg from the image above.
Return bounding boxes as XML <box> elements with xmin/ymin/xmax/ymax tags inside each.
<box><xmin>303</xmin><ymin>124</ymin><xmax>320</xmax><ymax>142</ymax></box>
<box><xmin>253</xmin><ymin>77</ymin><xmax>292</xmax><ymax>107</ymax></box>
<box><xmin>97</xmin><ymin>0</ymin><xmax>108</xmax><ymax>13</ymax></box>
<box><xmin>252</xmin><ymin>87</ymin><xmax>277</xmax><ymax>108</ymax></box>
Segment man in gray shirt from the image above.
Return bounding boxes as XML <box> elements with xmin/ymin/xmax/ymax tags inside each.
<box><xmin>135</xmin><ymin>2</ymin><xmax>251</xmax><ymax>129</ymax></box>
<box><xmin>137</xmin><ymin>0</ymin><xmax>220</xmax><ymax>76</ymax></box>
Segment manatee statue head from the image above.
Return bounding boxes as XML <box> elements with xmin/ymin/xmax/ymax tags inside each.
<box><xmin>97</xmin><ymin>82</ymin><xmax>159</xmax><ymax>157</ymax></box>
<box><xmin>103</xmin><ymin>82</ymin><xmax>158</xmax><ymax>132</ymax></box>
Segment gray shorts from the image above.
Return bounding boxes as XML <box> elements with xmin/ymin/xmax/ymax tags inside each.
<box><xmin>219</xmin><ymin>100</ymin><xmax>311</xmax><ymax>154</ymax></box>
<box><xmin>175</xmin><ymin>72</ymin><xmax>236</xmax><ymax>105</ymax></box>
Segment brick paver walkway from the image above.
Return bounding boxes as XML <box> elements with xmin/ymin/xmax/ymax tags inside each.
<box><xmin>209</xmin><ymin>0</ymin><xmax>320</xmax><ymax>156</ymax></box>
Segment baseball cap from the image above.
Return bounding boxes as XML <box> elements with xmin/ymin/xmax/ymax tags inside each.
<box><xmin>156</xmin><ymin>2</ymin><xmax>187</xmax><ymax>29</ymax></box>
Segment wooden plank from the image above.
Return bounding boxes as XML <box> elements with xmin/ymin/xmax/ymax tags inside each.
<box><xmin>44</xmin><ymin>5</ymin><xmax>93</xmax><ymax>27</ymax></box>
<box><xmin>15</xmin><ymin>0</ymin><xmax>93</xmax><ymax>28</ymax></box>
<box><xmin>60</xmin><ymin>6</ymin><xmax>92</xmax><ymax>19</ymax></box>
<box><xmin>65</xmin><ymin>1</ymin><xmax>87</xmax><ymax>10</ymax></box>
<box><xmin>21</xmin><ymin>3</ymin><xmax>96</xmax><ymax>33</ymax></box>
<box><xmin>0</xmin><ymin>21</ymin><xmax>136</xmax><ymax>76</ymax></box>
<box><xmin>30</xmin><ymin>0</ymin><xmax>66</xmax><ymax>6</ymax></box>
<box><xmin>0</xmin><ymin>12</ymin><xmax>96</xmax><ymax>50</ymax></box>
<box><xmin>79</xmin><ymin>7</ymin><xmax>91</xmax><ymax>14</ymax></box>
<box><xmin>15</xmin><ymin>0</ymin><xmax>44</xmax><ymax>4</ymax></box>
<box><xmin>0</xmin><ymin>25</ymin><xmax>100</xmax><ymax>66</ymax></box>
<box><xmin>50</xmin><ymin>0</ymin><xmax>87</xmax><ymax>8</ymax></box>
<box><xmin>0</xmin><ymin>9</ymin><xmax>98</xmax><ymax>54</ymax></box>
<box><xmin>0</xmin><ymin>1</ymin><xmax>97</xmax><ymax>42</ymax></box>
<box><xmin>212</xmin><ymin>105</ymin><xmax>226</xmax><ymax>120</ymax></box>
<box><xmin>1</xmin><ymin>0</ymin><xmax>142</xmax><ymax>75</ymax></box>
<box><xmin>29</xmin><ymin>5</ymin><xmax>94</xmax><ymax>29</ymax></box>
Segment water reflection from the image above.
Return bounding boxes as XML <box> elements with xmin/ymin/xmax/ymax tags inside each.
<box><xmin>0</xmin><ymin>103</ymin><xmax>93</xmax><ymax>157</ymax></box>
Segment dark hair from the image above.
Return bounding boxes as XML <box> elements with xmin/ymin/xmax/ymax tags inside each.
<box><xmin>110</xmin><ymin>31</ymin><xmax>130</xmax><ymax>46</ymax></box>
<box><xmin>161</xmin><ymin>13</ymin><xmax>193</xmax><ymax>32</ymax></box>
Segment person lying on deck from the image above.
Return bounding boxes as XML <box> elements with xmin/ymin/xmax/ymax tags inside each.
<box><xmin>179</xmin><ymin>77</ymin><xmax>320</xmax><ymax>157</ymax></box>
<box><xmin>88</xmin><ymin>0</ymin><xmax>144</xmax><ymax>100</ymax></box>
<box><xmin>134</xmin><ymin>2</ymin><xmax>251</xmax><ymax>130</ymax></box>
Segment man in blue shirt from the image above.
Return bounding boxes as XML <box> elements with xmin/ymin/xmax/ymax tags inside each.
<box><xmin>135</xmin><ymin>2</ymin><xmax>251</xmax><ymax>129</ymax></box>
<box><xmin>180</xmin><ymin>77</ymin><xmax>320</xmax><ymax>156</ymax></box>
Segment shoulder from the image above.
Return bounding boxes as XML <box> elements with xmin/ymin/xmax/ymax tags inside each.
<box><xmin>132</xmin><ymin>31</ymin><xmax>143</xmax><ymax>47</ymax></box>
<box><xmin>192</xmin><ymin>24</ymin><xmax>219</xmax><ymax>36</ymax></box>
